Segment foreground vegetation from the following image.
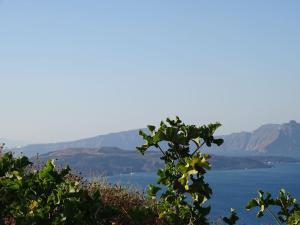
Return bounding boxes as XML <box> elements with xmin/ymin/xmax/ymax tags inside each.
<box><xmin>0</xmin><ymin>144</ymin><xmax>161</xmax><ymax>225</ymax></box>
<box><xmin>1</xmin><ymin>117</ymin><xmax>299</xmax><ymax>224</ymax></box>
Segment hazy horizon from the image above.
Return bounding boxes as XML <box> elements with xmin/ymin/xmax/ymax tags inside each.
<box><xmin>1</xmin><ymin>119</ymin><xmax>300</xmax><ymax>145</ymax></box>
<box><xmin>1</xmin><ymin>1</ymin><xmax>300</xmax><ymax>143</ymax></box>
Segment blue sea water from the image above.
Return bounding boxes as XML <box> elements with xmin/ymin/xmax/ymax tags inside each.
<box><xmin>108</xmin><ymin>163</ymin><xmax>300</xmax><ymax>225</ymax></box>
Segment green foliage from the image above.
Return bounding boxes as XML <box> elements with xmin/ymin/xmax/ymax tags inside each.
<box><xmin>137</xmin><ymin>116</ymin><xmax>224</xmax><ymax>225</ymax></box>
<box><xmin>288</xmin><ymin>210</ymin><xmax>300</xmax><ymax>225</ymax></box>
<box><xmin>0</xmin><ymin>152</ymin><xmax>117</xmax><ymax>225</ymax></box>
<box><xmin>246</xmin><ymin>189</ymin><xmax>300</xmax><ymax>225</ymax></box>
<box><xmin>223</xmin><ymin>208</ymin><xmax>239</xmax><ymax>225</ymax></box>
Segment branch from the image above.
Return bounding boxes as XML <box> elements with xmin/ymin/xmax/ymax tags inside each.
<box><xmin>191</xmin><ymin>141</ymin><xmax>205</xmax><ymax>156</ymax></box>
<box><xmin>157</xmin><ymin>144</ymin><xmax>166</xmax><ymax>157</ymax></box>
<box><xmin>267</xmin><ymin>208</ymin><xmax>282</xmax><ymax>225</ymax></box>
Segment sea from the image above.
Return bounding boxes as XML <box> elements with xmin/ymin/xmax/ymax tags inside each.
<box><xmin>107</xmin><ymin>162</ymin><xmax>300</xmax><ymax>225</ymax></box>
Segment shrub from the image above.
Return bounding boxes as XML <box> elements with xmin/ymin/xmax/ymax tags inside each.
<box><xmin>0</xmin><ymin>152</ymin><xmax>117</xmax><ymax>225</ymax></box>
<box><xmin>0</xmin><ymin>150</ymin><xmax>160</xmax><ymax>225</ymax></box>
<box><xmin>246</xmin><ymin>189</ymin><xmax>300</xmax><ymax>225</ymax></box>
<box><xmin>137</xmin><ymin>117</ymin><xmax>223</xmax><ymax>225</ymax></box>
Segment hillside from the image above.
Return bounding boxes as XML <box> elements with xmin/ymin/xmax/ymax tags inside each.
<box><xmin>16</xmin><ymin>129</ymin><xmax>143</xmax><ymax>157</ymax></box>
<box><xmin>34</xmin><ymin>147</ymin><xmax>298</xmax><ymax>176</ymax></box>
<box><xmin>17</xmin><ymin>120</ymin><xmax>300</xmax><ymax>157</ymax></box>
<box><xmin>214</xmin><ymin>120</ymin><xmax>300</xmax><ymax>156</ymax></box>
<box><xmin>36</xmin><ymin>147</ymin><xmax>162</xmax><ymax>176</ymax></box>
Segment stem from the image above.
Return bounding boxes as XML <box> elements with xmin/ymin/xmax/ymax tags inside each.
<box><xmin>191</xmin><ymin>142</ymin><xmax>205</xmax><ymax>156</ymax></box>
<box><xmin>157</xmin><ymin>144</ymin><xmax>166</xmax><ymax>157</ymax></box>
<box><xmin>267</xmin><ymin>208</ymin><xmax>281</xmax><ymax>225</ymax></box>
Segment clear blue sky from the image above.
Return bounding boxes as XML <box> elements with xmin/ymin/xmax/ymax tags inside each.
<box><xmin>1</xmin><ymin>0</ymin><xmax>300</xmax><ymax>143</ymax></box>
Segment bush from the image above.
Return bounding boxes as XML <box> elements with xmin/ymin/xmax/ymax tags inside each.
<box><xmin>0</xmin><ymin>150</ymin><xmax>160</xmax><ymax>225</ymax></box>
<box><xmin>0</xmin><ymin>152</ymin><xmax>116</xmax><ymax>225</ymax></box>
<box><xmin>137</xmin><ymin>117</ymin><xmax>223</xmax><ymax>225</ymax></box>
<box><xmin>246</xmin><ymin>189</ymin><xmax>300</xmax><ymax>225</ymax></box>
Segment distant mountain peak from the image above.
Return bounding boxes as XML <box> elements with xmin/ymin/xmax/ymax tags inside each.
<box><xmin>216</xmin><ymin>120</ymin><xmax>300</xmax><ymax>156</ymax></box>
<box><xmin>289</xmin><ymin>120</ymin><xmax>297</xmax><ymax>124</ymax></box>
<box><xmin>14</xmin><ymin>120</ymin><xmax>300</xmax><ymax>158</ymax></box>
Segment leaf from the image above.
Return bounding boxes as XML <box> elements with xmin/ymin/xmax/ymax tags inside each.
<box><xmin>223</xmin><ymin>208</ymin><xmax>239</xmax><ymax>225</ymax></box>
<box><xmin>288</xmin><ymin>210</ymin><xmax>300</xmax><ymax>225</ymax></box>
<box><xmin>139</xmin><ymin>130</ymin><xmax>150</xmax><ymax>141</ymax></box>
<box><xmin>208</xmin><ymin>122</ymin><xmax>222</xmax><ymax>133</ymax></box>
<box><xmin>192</xmin><ymin>137</ymin><xmax>201</xmax><ymax>148</ymax></box>
<box><xmin>39</xmin><ymin>159</ymin><xmax>55</xmax><ymax>179</ymax></box>
<box><xmin>147</xmin><ymin>185</ymin><xmax>161</xmax><ymax>198</ymax></box>
<box><xmin>246</xmin><ymin>199</ymin><xmax>259</xmax><ymax>210</ymax></box>
<box><xmin>212</xmin><ymin>138</ymin><xmax>224</xmax><ymax>146</ymax></box>
<box><xmin>136</xmin><ymin>144</ymin><xmax>148</xmax><ymax>155</ymax></box>
<box><xmin>147</xmin><ymin>125</ymin><xmax>156</xmax><ymax>132</ymax></box>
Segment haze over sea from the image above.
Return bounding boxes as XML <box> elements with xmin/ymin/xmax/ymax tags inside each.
<box><xmin>108</xmin><ymin>162</ymin><xmax>300</xmax><ymax>225</ymax></box>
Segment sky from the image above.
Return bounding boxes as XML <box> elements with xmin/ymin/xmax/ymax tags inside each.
<box><xmin>1</xmin><ymin>0</ymin><xmax>300</xmax><ymax>143</ymax></box>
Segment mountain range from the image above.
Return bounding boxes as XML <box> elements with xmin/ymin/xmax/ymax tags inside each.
<box><xmin>214</xmin><ymin>120</ymin><xmax>300</xmax><ymax>157</ymax></box>
<box><xmin>13</xmin><ymin>120</ymin><xmax>300</xmax><ymax>158</ymax></box>
<box><xmin>35</xmin><ymin>147</ymin><xmax>298</xmax><ymax>176</ymax></box>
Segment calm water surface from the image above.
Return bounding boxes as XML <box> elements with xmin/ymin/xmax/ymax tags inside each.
<box><xmin>108</xmin><ymin>163</ymin><xmax>300</xmax><ymax>225</ymax></box>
